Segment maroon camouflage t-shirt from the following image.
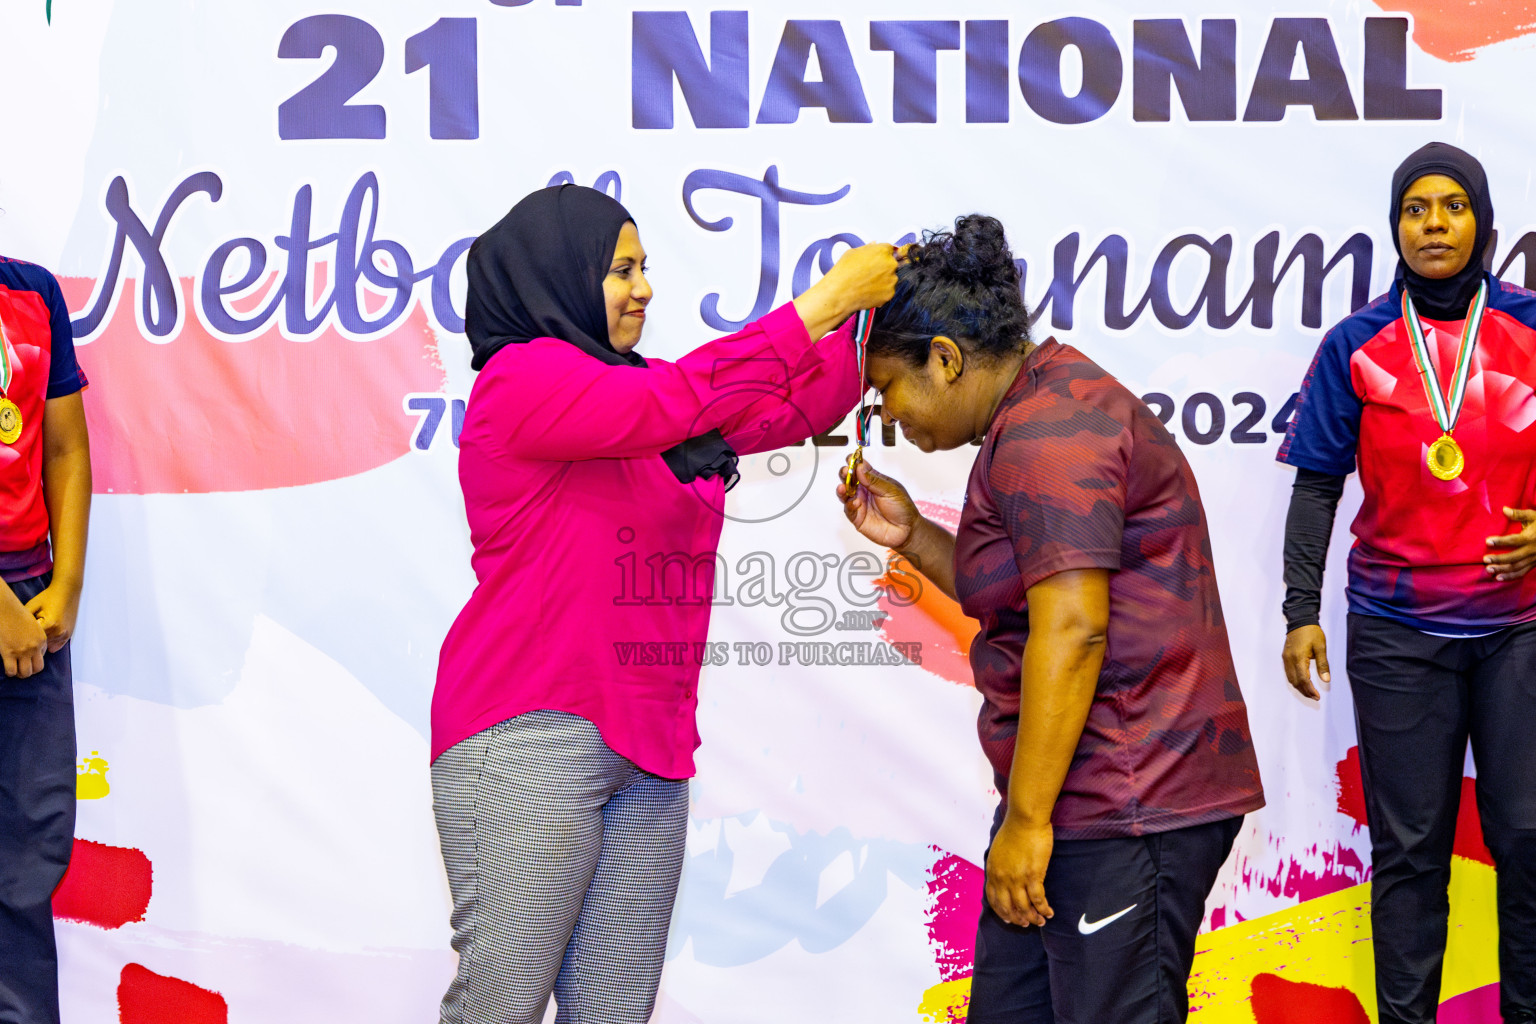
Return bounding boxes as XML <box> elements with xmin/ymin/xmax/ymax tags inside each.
<box><xmin>954</xmin><ymin>339</ymin><xmax>1264</xmax><ymax>840</ymax></box>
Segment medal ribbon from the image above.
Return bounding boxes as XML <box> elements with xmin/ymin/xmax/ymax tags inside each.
<box><xmin>0</xmin><ymin>317</ymin><xmax>12</xmax><ymax>395</ymax></box>
<box><xmin>1402</xmin><ymin>280</ymin><xmax>1486</xmax><ymax>436</ymax></box>
<box><xmin>852</xmin><ymin>308</ymin><xmax>874</xmax><ymax>447</ymax></box>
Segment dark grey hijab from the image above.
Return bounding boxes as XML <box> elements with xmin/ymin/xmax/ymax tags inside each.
<box><xmin>1390</xmin><ymin>142</ymin><xmax>1495</xmax><ymax>320</ymax></box>
<box><xmin>465</xmin><ymin>185</ymin><xmax>738</xmax><ymax>488</ymax></box>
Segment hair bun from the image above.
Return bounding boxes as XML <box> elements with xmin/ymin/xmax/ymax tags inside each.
<box><xmin>909</xmin><ymin>214</ymin><xmax>1017</xmax><ymax>290</ymax></box>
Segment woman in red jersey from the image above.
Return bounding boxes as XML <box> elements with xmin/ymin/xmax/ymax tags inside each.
<box><xmin>837</xmin><ymin>215</ymin><xmax>1262</xmax><ymax>1024</ymax></box>
<box><xmin>0</xmin><ymin>254</ymin><xmax>92</xmax><ymax>1024</ymax></box>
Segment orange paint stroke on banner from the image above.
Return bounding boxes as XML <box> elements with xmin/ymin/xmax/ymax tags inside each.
<box><xmin>877</xmin><ymin>554</ymin><xmax>979</xmax><ymax>688</ymax></box>
<box><xmin>1375</xmin><ymin>0</ymin><xmax>1536</xmax><ymax>62</ymax></box>
<box><xmin>877</xmin><ymin>501</ymin><xmax>979</xmax><ymax>688</ymax></box>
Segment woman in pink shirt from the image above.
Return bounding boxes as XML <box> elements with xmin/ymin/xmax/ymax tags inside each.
<box><xmin>431</xmin><ymin>184</ymin><xmax>895</xmax><ymax>1024</ymax></box>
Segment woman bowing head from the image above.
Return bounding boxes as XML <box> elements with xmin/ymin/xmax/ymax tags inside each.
<box><xmin>838</xmin><ymin>214</ymin><xmax>1262</xmax><ymax>1024</ymax></box>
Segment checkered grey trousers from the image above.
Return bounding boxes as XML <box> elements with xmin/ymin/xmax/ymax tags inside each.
<box><xmin>431</xmin><ymin>710</ymin><xmax>689</xmax><ymax>1024</ymax></box>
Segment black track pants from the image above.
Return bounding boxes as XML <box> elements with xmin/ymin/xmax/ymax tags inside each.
<box><xmin>1347</xmin><ymin>612</ymin><xmax>1536</xmax><ymax>1024</ymax></box>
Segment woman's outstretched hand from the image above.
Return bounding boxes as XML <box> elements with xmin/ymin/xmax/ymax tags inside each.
<box><xmin>1281</xmin><ymin>624</ymin><xmax>1330</xmax><ymax>701</ymax></box>
<box><xmin>836</xmin><ymin>456</ymin><xmax>920</xmax><ymax>550</ymax></box>
<box><xmin>1485</xmin><ymin>507</ymin><xmax>1536</xmax><ymax>581</ymax></box>
<box><xmin>793</xmin><ymin>242</ymin><xmax>899</xmax><ymax>340</ymax></box>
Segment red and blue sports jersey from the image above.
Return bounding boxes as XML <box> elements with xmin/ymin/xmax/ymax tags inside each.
<box><xmin>955</xmin><ymin>340</ymin><xmax>1264</xmax><ymax>840</ymax></box>
<box><xmin>0</xmin><ymin>256</ymin><xmax>89</xmax><ymax>579</ymax></box>
<box><xmin>1278</xmin><ymin>273</ymin><xmax>1536</xmax><ymax>632</ymax></box>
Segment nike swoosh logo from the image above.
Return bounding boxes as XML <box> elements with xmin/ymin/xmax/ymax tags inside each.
<box><xmin>1077</xmin><ymin>904</ymin><xmax>1137</xmax><ymax>935</ymax></box>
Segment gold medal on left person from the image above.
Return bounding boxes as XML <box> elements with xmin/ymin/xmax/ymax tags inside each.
<box><xmin>0</xmin><ymin>397</ymin><xmax>20</xmax><ymax>445</ymax></box>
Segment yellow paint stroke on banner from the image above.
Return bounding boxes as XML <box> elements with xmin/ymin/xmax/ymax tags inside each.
<box><xmin>1190</xmin><ymin>856</ymin><xmax>1497</xmax><ymax>1021</ymax></box>
<box><xmin>916</xmin><ymin>858</ymin><xmax>1498</xmax><ymax>1023</ymax></box>
<box><xmin>76</xmin><ymin>750</ymin><xmax>110</xmax><ymax>800</ymax></box>
<box><xmin>916</xmin><ymin>977</ymin><xmax>970</xmax><ymax>1023</ymax></box>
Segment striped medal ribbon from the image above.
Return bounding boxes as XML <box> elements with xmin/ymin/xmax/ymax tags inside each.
<box><xmin>0</xmin><ymin>317</ymin><xmax>21</xmax><ymax>446</ymax></box>
<box><xmin>1402</xmin><ymin>280</ymin><xmax>1487</xmax><ymax>481</ymax></box>
<box><xmin>843</xmin><ymin>308</ymin><xmax>875</xmax><ymax>490</ymax></box>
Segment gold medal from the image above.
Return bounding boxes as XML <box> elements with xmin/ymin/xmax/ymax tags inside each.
<box><xmin>1427</xmin><ymin>433</ymin><xmax>1464</xmax><ymax>481</ymax></box>
<box><xmin>844</xmin><ymin>445</ymin><xmax>864</xmax><ymax>490</ymax></box>
<box><xmin>1403</xmin><ymin>284</ymin><xmax>1485</xmax><ymax>484</ymax></box>
<box><xmin>0</xmin><ymin>397</ymin><xmax>20</xmax><ymax>446</ymax></box>
<box><xmin>845</xmin><ymin>307</ymin><xmax>875</xmax><ymax>493</ymax></box>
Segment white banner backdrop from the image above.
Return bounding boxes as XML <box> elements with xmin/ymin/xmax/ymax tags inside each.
<box><xmin>3</xmin><ymin>1</ymin><xmax>1531</xmax><ymax>1020</ymax></box>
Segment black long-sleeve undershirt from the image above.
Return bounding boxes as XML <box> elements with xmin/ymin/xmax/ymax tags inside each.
<box><xmin>1282</xmin><ymin>469</ymin><xmax>1347</xmax><ymax>632</ymax></box>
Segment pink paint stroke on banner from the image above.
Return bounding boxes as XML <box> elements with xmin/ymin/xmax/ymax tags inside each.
<box><xmin>925</xmin><ymin>849</ymin><xmax>984</xmax><ymax>983</ymax></box>
<box><xmin>1438</xmin><ymin>983</ymin><xmax>1502</xmax><ymax>1024</ymax></box>
<box><xmin>57</xmin><ymin>275</ymin><xmax>445</xmax><ymax>494</ymax></box>
<box><xmin>1236</xmin><ymin>839</ymin><xmax>1368</xmax><ymax>904</ymax></box>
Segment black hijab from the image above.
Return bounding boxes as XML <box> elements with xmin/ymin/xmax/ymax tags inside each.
<box><xmin>465</xmin><ymin>184</ymin><xmax>738</xmax><ymax>489</ymax></box>
<box><xmin>1390</xmin><ymin>142</ymin><xmax>1495</xmax><ymax>320</ymax></box>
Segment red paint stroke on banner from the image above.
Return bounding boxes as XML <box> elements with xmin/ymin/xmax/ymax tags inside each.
<box><xmin>1334</xmin><ymin>745</ymin><xmax>1369</xmax><ymax>825</ymax></box>
<box><xmin>925</xmin><ymin>849</ymin><xmax>983</xmax><ymax>983</ymax></box>
<box><xmin>1372</xmin><ymin>0</ymin><xmax>1536</xmax><ymax>62</ymax></box>
<box><xmin>1449</xmin><ymin>774</ymin><xmax>1497</xmax><ymax>866</ymax></box>
<box><xmin>1251</xmin><ymin>973</ymin><xmax>1371</xmax><ymax>1024</ymax></box>
<box><xmin>1334</xmin><ymin>746</ymin><xmax>1492</xmax><ymax>865</ymax></box>
<box><xmin>58</xmin><ymin>275</ymin><xmax>444</xmax><ymax>494</ymax></box>
<box><xmin>876</xmin><ymin>501</ymin><xmax>979</xmax><ymax>687</ymax></box>
<box><xmin>117</xmin><ymin>964</ymin><xmax>228</xmax><ymax>1024</ymax></box>
<box><xmin>52</xmin><ymin>839</ymin><xmax>153</xmax><ymax>929</ymax></box>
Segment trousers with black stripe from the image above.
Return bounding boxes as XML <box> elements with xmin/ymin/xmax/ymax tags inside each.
<box><xmin>431</xmin><ymin>710</ymin><xmax>689</xmax><ymax>1024</ymax></box>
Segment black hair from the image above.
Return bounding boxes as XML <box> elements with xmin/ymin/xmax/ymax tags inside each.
<box><xmin>868</xmin><ymin>214</ymin><xmax>1031</xmax><ymax>367</ymax></box>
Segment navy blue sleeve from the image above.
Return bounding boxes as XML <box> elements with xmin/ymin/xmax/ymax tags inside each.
<box><xmin>1491</xmin><ymin>276</ymin><xmax>1536</xmax><ymax>331</ymax></box>
<box><xmin>1277</xmin><ymin>326</ymin><xmax>1361</xmax><ymax>476</ymax></box>
<box><xmin>41</xmin><ymin>271</ymin><xmax>88</xmax><ymax>400</ymax></box>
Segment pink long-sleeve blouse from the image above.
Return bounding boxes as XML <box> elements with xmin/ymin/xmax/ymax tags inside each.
<box><xmin>432</xmin><ymin>303</ymin><xmax>859</xmax><ymax>775</ymax></box>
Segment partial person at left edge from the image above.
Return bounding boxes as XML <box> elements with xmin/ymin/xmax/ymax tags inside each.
<box><xmin>0</xmin><ymin>254</ymin><xmax>92</xmax><ymax>1024</ymax></box>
